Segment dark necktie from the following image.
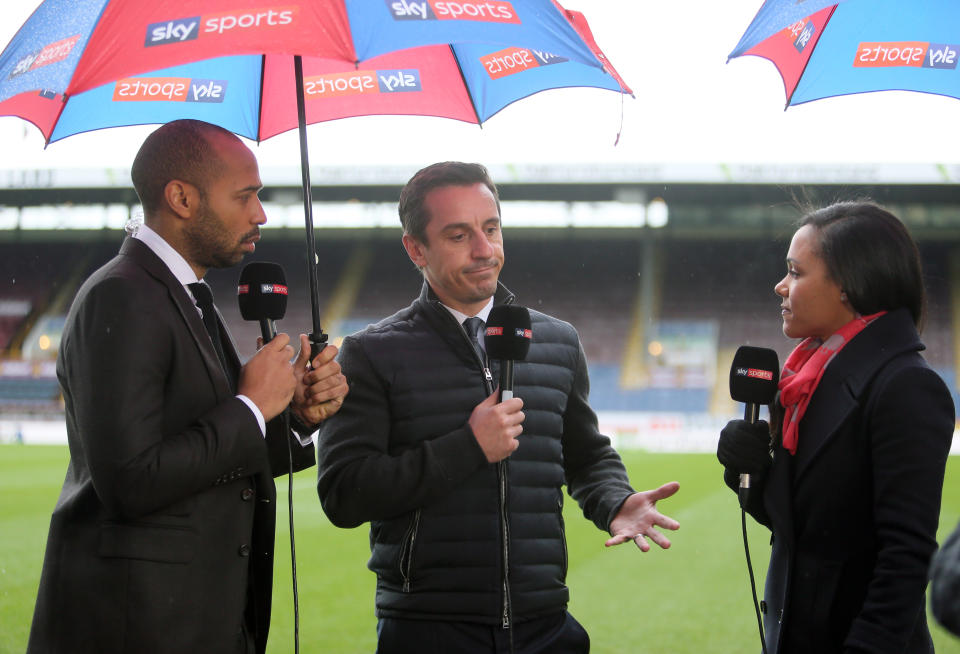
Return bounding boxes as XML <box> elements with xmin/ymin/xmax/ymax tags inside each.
<box><xmin>188</xmin><ymin>281</ymin><xmax>230</xmax><ymax>377</ymax></box>
<box><xmin>463</xmin><ymin>317</ymin><xmax>486</xmax><ymax>363</ymax></box>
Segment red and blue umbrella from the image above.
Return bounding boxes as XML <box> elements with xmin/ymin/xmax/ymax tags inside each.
<box><xmin>728</xmin><ymin>0</ymin><xmax>960</xmax><ymax>108</ymax></box>
<box><xmin>12</xmin><ymin>15</ymin><xmax>629</xmax><ymax>144</ymax></box>
<box><xmin>0</xmin><ymin>0</ymin><xmax>630</xmax><ymax>352</ymax></box>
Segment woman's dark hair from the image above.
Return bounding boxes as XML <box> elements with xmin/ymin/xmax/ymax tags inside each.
<box><xmin>800</xmin><ymin>201</ymin><xmax>925</xmax><ymax>329</ymax></box>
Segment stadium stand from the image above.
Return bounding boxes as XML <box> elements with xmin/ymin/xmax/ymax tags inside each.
<box><xmin>2</xmin><ymin>233</ymin><xmax>957</xmax><ymax>415</ymax></box>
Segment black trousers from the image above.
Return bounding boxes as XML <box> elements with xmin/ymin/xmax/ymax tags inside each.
<box><xmin>375</xmin><ymin>611</ymin><xmax>589</xmax><ymax>654</ymax></box>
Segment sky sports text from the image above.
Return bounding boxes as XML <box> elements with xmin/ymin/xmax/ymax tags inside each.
<box><xmin>146</xmin><ymin>8</ymin><xmax>295</xmax><ymax>47</ymax></box>
<box><xmin>388</xmin><ymin>0</ymin><xmax>520</xmax><ymax>23</ymax></box>
<box><xmin>734</xmin><ymin>367</ymin><xmax>774</xmax><ymax>381</ymax></box>
<box><xmin>784</xmin><ymin>19</ymin><xmax>815</xmax><ymax>54</ymax></box>
<box><xmin>855</xmin><ymin>42</ymin><xmax>959</xmax><ymax>69</ymax></box>
<box><xmin>9</xmin><ymin>35</ymin><xmax>81</xmax><ymax>79</ymax></box>
<box><xmin>304</xmin><ymin>69</ymin><xmax>421</xmax><ymax>97</ymax></box>
<box><xmin>482</xmin><ymin>47</ymin><xmax>567</xmax><ymax>80</ymax></box>
<box><xmin>112</xmin><ymin>77</ymin><xmax>227</xmax><ymax>103</ymax></box>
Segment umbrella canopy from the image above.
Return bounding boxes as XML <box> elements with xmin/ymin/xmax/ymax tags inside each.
<box><xmin>0</xmin><ymin>0</ymin><xmax>631</xmax><ymax>354</ymax></box>
<box><xmin>0</xmin><ymin>0</ymin><xmax>615</xmax><ymax>120</ymax></box>
<box><xmin>16</xmin><ymin>23</ymin><xmax>629</xmax><ymax>143</ymax></box>
<box><xmin>728</xmin><ymin>0</ymin><xmax>960</xmax><ymax>107</ymax></box>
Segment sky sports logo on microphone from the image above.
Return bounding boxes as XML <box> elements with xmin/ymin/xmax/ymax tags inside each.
<box><xmin>734</xmin><ymin>367</ymin><xmax>774</xmax><ymax>381</ymax></box>
<box><xmin>854</xmin><ymin>41</ymin><xmax>959</xmax><ymax>69</ymax></box>
<box><xmin>485</xmin><ymin>326</ymin><xmax>531</xmax><ymax>338</ymax></box>
<box><xmin>387</xmin><ymin>0</ymin><xmax>520</xmax><ymax>23</ymax></box>
<box><xmin>237</xmin><ymin>283</ymin><xmax>288</xmax><ymax>295</ymax></box>
<box><xmin>481</xmin><ymin>47</ymin><xmax>568</xmax><ymax>80</ymax></box>
<box><xmin>112</xmin><ymin>77</ymin><xmax>228</xmax><ymax>103</ymax></box>
<box><xmin>259</xmin><ymin>284</ymin><xmax>288</xmax><ymax>295</ymax></box>
<box><xmin>145</xmin><ymin>7</ymin><xmax>297</xmax><ymax>47</ymax></box>
<box><xmin>304</xmin><ymin>69</ymin><xmax>421</xmax><ymax>98</ymax></box>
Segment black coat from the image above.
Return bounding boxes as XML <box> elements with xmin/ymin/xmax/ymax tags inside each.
<box><xmin>728</xmin><ymin>309</ymin><xmax>954</xmax><ymax>654</ymax></box>
<box><xmin>27</xmin><ymin>238</ymin><xmax>314</xmax><ymax>654</ymax></box>
<box><xmin>317</xmin><ymin>281</ymin><xmax>634</xmax><ymax>624</ymax></box>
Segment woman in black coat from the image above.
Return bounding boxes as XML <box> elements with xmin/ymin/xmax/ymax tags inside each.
<box><xmin>718</xmin><ymin>202</ymin><xmax>955</xmax><ymax>654</ymax></box>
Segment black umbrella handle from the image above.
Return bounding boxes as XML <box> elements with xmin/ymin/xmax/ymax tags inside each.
<box><xmin>309</xmin><ymin>331</ymin><xmax>328</xmax><ymax>363</ymax></box>
<box><xmin>294</xmin><ymin>54</ymin><xmax>327</xmax><ymax>360</ymax></box>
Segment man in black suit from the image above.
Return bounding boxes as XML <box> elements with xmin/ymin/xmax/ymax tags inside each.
<box><xmin>26</xmin><ymin>119</ymin><xmax>348</xmax><ymax>654</ymax></box>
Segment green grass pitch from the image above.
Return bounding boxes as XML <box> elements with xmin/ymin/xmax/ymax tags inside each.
<box><xmin>2</xmin><ymin>446</ymin><xmax>958</xmax><ymax>653</ymax></box>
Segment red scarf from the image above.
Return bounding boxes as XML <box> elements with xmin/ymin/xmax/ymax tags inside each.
<box><xmin>778</xmin><ymin>312</ymin><xmax>886</xmax><ymax>455</ymax></box>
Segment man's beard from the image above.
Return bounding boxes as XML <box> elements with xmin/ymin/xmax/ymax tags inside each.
<box><xmin>184</xmin><ymin>201</ymin><xmax>258</xmax><ymax>270</ymax></box>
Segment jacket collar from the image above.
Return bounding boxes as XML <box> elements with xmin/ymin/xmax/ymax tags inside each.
<box><xmin>416</xmin><ymin>279</ymin><xmax>516</xmax><ymax>309</ymax></box>
<box><xmin>416</xmin><ymin>280</ymin><xmax>516</xmax><ymax>364</ymax></box>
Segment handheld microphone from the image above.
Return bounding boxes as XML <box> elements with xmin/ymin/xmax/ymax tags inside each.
<box><xmin>238</xmin><ymin>262</ymin><xmax>288</xmax><ymax>344</ymax></box>
<box><xmin>729</xmin><ymin>346</ymin><xmax>780</xmax><ymax>502</ymax></box>
<box><xmin>484</xmin><ymin>305</ymin><xmax>532</xmax><ymax>401</ymax></box>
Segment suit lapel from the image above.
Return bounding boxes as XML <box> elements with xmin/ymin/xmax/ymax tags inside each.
<box><xmin>214</xmin><ymin>304</ymin><xmax>242</xmax><ymax>392</ymax></box>
<box><xmin>119</xmin><ymin>238</ymin><xmax>234</xmax><ymax>400</ymax></box>
<box><xmin>791</xmin><ymin>371</ymin><xmax>859</xmax><ymax>482</ymax></box>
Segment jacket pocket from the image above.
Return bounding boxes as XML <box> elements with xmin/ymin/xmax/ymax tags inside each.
<box><xmin>98</xmin><ymin>522</ymin><xmax>197</xmax><ymax>564</ymax></box>
<box><xmin>398</xmin><ymin>509</ymin><xmax>422</xmax><ymax>593</ymax></box>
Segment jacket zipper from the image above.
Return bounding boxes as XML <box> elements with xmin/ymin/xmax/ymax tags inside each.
<box><xmin>399</xmin><ymin>509</ymin><xmax>421</xmax><ymax>592</ymax></box>
<box><xmin>499</xmin><ymin>460</ymin><xmax>511</xmax><ymax>628</ymax></box>
<box><xmin>444</xmin><ymin>303</ymin><xmax>511</xmax><ymax>627</ymax></box>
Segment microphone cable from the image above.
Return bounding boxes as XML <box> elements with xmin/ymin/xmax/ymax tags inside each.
<box><xmin>283</xmin><ymin>409</ymin><xmax>300</xmax><ymax>654</ymax></box>
<box><xmin>740</xmin><ymin>493</ymin><xmax>768</xmax><ymax>654</ymax></box>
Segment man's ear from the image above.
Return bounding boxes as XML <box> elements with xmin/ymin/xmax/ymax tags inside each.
<box><xmin>163</xmin><ymin>179</ymin><xmax>199</xmax><ymax>220</ymax></box>
<box><xmin>402</xmin><ymin>233</ymin><xmax>427</xmax><ymax>268</ymax></box>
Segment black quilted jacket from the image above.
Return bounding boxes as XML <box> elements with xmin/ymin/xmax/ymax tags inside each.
<box><xmin>317</xmin><ymin>281</ymin><xmax>634</xmax><ymax>624</ymax></box>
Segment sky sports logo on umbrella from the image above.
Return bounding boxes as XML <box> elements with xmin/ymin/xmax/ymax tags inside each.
<box><xmin>387</xmin><ymin>0</ymin><xmax>520</xmax><ymax>23</ymax></box>
<box><xmin>112</xmin><ymin>77</ymin><xmax>228</xmax><ymax>103</ymax></box>
<box><xmin>481</xmin><ymin>47</ymin><xmax>567</xmax><ymax>80</ymax></box>
<box><xmin>145</xmin><ymin>8</ymin><xmax>296</xmax><ymax>47</ymax></box>
<box><xmin>8</xmin><ymin>35</ymin><xmax>81</xmax><ymax>79</ymax></box>
<box><xmin>855</xmin><ymin>42</ymin><xmax>959</xmax><ymax>69</ymax></box>
<box><xmin>783</xmin><ymin>19</ymin><xmax>815</xmax><ymax>54</ymax></box>
<box><xmin>304</xmin><ymin>69</ymin><xmax>421</xmax><ymax>98</ymax></box>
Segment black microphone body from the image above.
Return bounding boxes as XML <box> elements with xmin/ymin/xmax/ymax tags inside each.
<box><xmin>259</xmin><ymin>318</ymin><xmax>277</xmax><ymax>345</ymax></box>
<box><xmin>499</xmin><ymin>360</ymin><xmax>514</xmax><ymax>400</ymax></box>
<box><xmin>728</xmin><ymin>346</ymin><xmax>780</xmax><ymax>504</ymax></box>
<box><xmin>238</xmin><ymin>262</ymin><xmax>288</xmax><ymax>345</ymax></box>
<box><xmin>484</xmin><ymin>305</ymin><xmax>532</xmax><ymax>402</ymax></box>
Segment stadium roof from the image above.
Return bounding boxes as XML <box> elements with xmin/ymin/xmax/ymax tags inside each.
<box><xmin>2</xmin><ymin>162</ymin><xmax>959</xmax><ymax>239</ymax></box>
<box><xmin>3</xmin><ymin>162</ymin><xmax>960</xmax><ymax>193</ymax></box>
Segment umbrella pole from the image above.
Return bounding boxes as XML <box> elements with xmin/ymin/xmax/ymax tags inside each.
<box><xmin>294</xmin><ymin>54</ymin><xmax>328</xmax><ymax>359</ymax></box>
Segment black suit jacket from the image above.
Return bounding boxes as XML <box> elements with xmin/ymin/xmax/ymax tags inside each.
<box><xmin>27</xmin><ymin>238</ymin><xmax>314</xmax><ymax>654</ymax></box>
<box><xmin>728</xmin><ymin>309</ymin><xmax>954</xmax><ymax>654</ymax></box>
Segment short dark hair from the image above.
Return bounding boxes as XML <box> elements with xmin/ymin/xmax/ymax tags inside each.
<box><xmin>131</xmin><ymin>119</ymin><xmax>233</xmax><ymax>215</ymax></box>
<box><xmin>398</xmin><ymin>162</ymin><xmax>500</xmax><ymax>243</ymax></box>
<box><xmin>800</xmin><ymin>201</ymin><xmax>925</xmax><ymax>328</ymax></box>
